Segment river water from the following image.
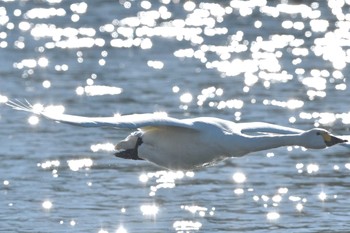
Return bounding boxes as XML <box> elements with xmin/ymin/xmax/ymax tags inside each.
<box><xmin>1</xmin><ymin>0</ymin><xmax>350</xmax><ymax>232</ymax></box>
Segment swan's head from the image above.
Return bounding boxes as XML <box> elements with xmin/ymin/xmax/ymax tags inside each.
<box><xmin>301</xmin><ymin>128</ymin><xmax>347</xmax><ymax>149</ymax></box>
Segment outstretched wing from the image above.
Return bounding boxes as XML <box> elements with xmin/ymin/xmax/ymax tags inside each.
<box><xmin>239</xmin><ymin>122</ymin><xmax>304</xmax><ymax>135</ymax></box>
<box><xmin>6</xmin><ymin>100</ymin><xmax>195</xmax><ymax>130</ymax></box>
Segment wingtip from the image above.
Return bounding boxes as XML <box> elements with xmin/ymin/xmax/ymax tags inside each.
<box><xmin>6</xmin><ymin>99</ymin><xmax>42</xmax><ymax>114</ymax></box>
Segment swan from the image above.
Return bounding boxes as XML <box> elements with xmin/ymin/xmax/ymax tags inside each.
<box><xmin>7</xmin><ymin>100</ymin><xmax>347</xmax><ymax>170</ymax></box>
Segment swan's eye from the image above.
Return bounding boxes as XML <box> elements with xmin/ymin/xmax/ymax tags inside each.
<box><xmin>316</xmin><ymin>132</ymin><xmax>321</xmax><ymax>136</ymax></box>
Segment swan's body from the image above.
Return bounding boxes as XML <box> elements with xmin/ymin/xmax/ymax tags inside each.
<box><xmin>7</xmin><ymin>100</ymin><xmax>347</xmax><ymax>170</ymax></box>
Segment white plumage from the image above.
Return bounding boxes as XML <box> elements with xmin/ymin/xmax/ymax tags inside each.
<box><xmin>7</xmin><ymin>100</ymin><xmax>347</xmax><ymax>170</ymax></box>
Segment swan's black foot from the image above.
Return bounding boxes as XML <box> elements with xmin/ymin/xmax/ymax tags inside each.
<box><xmin>114</xmin><ymin>149</ymin><xmax>143</xmax><ymax>160</ymax></box>
<box><xmin>114</xmin><ymin>137</ymin><xmax>143</xmax><ymax>160</ymax></box>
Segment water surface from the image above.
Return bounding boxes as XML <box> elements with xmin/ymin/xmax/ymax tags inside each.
<box><xmin>1</xmin><ymin>1</ymin><xmax>350</xmax><ymax>232</ymax></box>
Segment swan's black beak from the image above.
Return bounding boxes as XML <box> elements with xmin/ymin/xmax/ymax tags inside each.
<box><xmin>324</xmin><ymin>134</ymin><xmax>347</xmax><ymax>147</ymax></box>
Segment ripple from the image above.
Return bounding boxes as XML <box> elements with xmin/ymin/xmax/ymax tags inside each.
<box><xmin>181</xmin><ymin>205</ymin><xmax>208</xmax><ymax>217</ymax></box>
<box><xmin>2</xmin><ymin>1</ymin><xmax>350</xmax><ymax>232</ymax></box>
<box><xmin>173</xmin><ymin>220</ymin><xmax>202</xmax><ymax>232</ymax></box>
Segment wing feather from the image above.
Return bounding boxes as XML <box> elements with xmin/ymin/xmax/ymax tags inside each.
<box><xmin>240</xmin><ymin>122</ymin><xmax>304</xmax><ymax>135</ymax></box>
<box><xmin>6</xmin><ymin>100</ymin><xmax>195</xmax><ymax>130</ymax></box>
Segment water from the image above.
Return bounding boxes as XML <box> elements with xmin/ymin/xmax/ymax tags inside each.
<box><xmin>1</xmin><ymin>0</ymin><xmax>350</xmax><ymax>232</ymax></box>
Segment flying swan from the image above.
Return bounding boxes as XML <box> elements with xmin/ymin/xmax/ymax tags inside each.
<box><xmin>7</xmin><ymin>100</ymin><xmax>348</xmax><ymax>170</ymax></box>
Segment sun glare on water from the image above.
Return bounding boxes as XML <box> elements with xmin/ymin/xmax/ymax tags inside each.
<box><xmin>267</xmin><ymin>211</ymin><xmax>280</xmax><ymax>221</ymax></box>
<box><xmin>2</xmin><ymin>0</ymin><xmax>350</xmax><ymax>232</ymax></box>
<box><xmin>232</xmin><ymin>172</ymin><xmax>246</xmax><ymax>183</ymax></box>
<box><xmin>67</xmin><ymin>158</ymin><xmax>93</xmax><ymax>172</ymax></box>
<box><xmin>42</xmin><ymin>200</ymin><xmax>53</xmax><ymax>210</ymax></box>
<box><xmin>140</xmin><ymin>204</ymin><xmax>159</xmax><ymax>216</ymax></box>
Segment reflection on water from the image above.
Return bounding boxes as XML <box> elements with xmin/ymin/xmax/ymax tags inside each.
<box><xmin>90</xmin><ymin>143</ymin><xmax>115</xmax><ymax>152</ymax></box>
<box><xmin>67</xmin><ymin>158</ymin><xmax>93</xmax><ymax>172</ymax></box>
<box><xmin>140</xmin><ymin>204</ymin><xmax>159</xmax><ymax>216</ymax></box>
<box><xmin>173</xmin><ymin>220</ymin><xmax>202</xmax><ymax>232</ymax></box>
<box><xmin>318</xmin><ymin>191</ymin><xmax>327</xmax><ymax>201</ymax></box>
<box><xmin>76</xmin><ymin>85</ymin><xmax>122</xmax><ymax>96</ymax></box>
<box><xmin>38</xmin><ymin>159</ymin><xmax>60</xmax><ymax>169</ymax></box>
<box><xmin>1</xmin><ymin>0</ymin><xmax>350</xmax><ymax>232</ymax></box>
<box><xmin>42</xmin><ymin>200</ymin><xmax>53</xmax><ymax>210</ymax></box>
<box><xmin>115</xmin><ymin>226</ymin><xmax>128</xmax><ymax>233</ymax></box>
<box><xmin>232</xmin><ymin>171</ymin><xmax>246</xmax><ymax>183</ymax></box>
<box><xmin>139</xmin><ymin>170</ymin><xmax>194</xmax><ymax>196</ymax></box>
<box><xmin>266</xmin><ymin>211</ymin><xmax>280</xmax><ymax>221</ymax></box>
<box><xmin>98</xmin><ymin>227</ymin><xmax>128</xmax><ymax>233</ymax></box>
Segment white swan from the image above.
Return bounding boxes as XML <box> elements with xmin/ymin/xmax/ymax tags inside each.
<box><xmin>7</xmin><ymin>100</ymin><xmax>347</xmax><ymax>170</ymax></box>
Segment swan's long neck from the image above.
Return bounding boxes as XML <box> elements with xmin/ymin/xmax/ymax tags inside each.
<box><xmin>242</xmin><ymin>134</ymin><xmax>302</xmax><ymax>153</ymax></box>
